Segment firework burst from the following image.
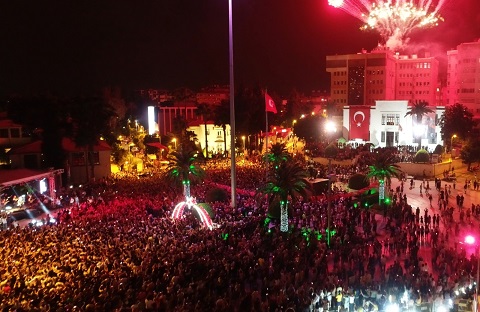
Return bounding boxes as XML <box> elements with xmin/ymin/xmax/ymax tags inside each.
<box><xmin>329</xmin><ymin>0</ymin><xmax>447</xmax><ymax>50</ymax></box>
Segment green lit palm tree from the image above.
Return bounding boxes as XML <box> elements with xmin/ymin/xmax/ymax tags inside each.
<box><xmin>366</xmin><ymin>151</ymin><xmax>402</xmax><ymax>205</ymax></box>
<box><xmin>257</xmin><ymin>161</ymin><xmax>311</xmax><ymax>232</ymax></box>
<box><xmin>165</xmin><ymin>147</ymin><xmax>205</xmax><ymax>198</ymax></box>
<box><xmin>263</xmin><ymin>142</ymin><xmax>291</xmax><ymax>170</ymax></box>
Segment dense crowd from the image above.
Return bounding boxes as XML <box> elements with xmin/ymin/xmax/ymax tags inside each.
<box><xmin>0</xmin><ymin>161</ymin><xmax>478</xmax><ymax>312</ymax></box>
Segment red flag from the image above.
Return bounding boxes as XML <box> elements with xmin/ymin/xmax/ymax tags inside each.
<box><xmin>349</xmin><ymin>106</ymin><xmax>370</xmax><ymax>141</ymax></box>
<box><xmin>265</xmin><ymin>92</ymin><xmax>277</xmax><ymax>114</ymax></box>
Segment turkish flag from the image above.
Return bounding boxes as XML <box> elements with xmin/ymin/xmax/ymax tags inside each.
<box><xmin>265</xmin><ymin>92</ymin><xmax>277</xmax><ymax>114</ymax></box>
<box><xmin>349</xmin><ymin>107</ymin><xmax>370</xmax><ymax>140</ymax></box>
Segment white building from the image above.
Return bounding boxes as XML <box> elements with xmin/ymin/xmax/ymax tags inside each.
<box><xmin>343</xmin><ymin>100</ymin><xmax>444</xmax><ymax>151</ymax></box>
<box><xmin>187</xmin><ymin>120</ymin><xmax>231</xmax><ymax>157</ymax></box>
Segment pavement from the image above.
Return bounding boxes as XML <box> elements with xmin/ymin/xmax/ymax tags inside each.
<box><xmin>365</xmin><ymin>158</ymin><xmax>480</xmax><ymax>282</ymax></box>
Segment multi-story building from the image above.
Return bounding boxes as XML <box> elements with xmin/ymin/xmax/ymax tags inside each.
<box><xmin>327</xmin><ymin>48</ymin><xmax>440</xmax><ymax>107</ymax></box>
<box><xmin>395</xmin><ymin>53</ymin><xmax>439</xmax><ymax>105</ymax></box>
<box><xmin>446</xmin><ymin>39</ymin><xmax>480</xmax><ymax>116</ymax></box>
<box><xmin>327</xmin><ymin>48</ymin><xmax>443</xmax><ymax>147</ymax></box>
<box><xmin>326</xmin><ymin>48</ymin><xmax>397</xmax><ymax>107</ymax></box>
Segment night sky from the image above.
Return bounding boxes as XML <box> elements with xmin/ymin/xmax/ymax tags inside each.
<box><xmin>1</xmin><ymin>0</ymin><xmax>479</xmax><ymax>98</ymax></box>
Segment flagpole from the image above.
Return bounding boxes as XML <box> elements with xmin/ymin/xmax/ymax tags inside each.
<box><xmin>228</xmin><ymin>0</ymin><xmax>236</xmax><ymax>208</ymax></box>
<box><xmin>265</xmin><ymin>92</ymin><xmax>269</xmax><ymax>156</ymax></box>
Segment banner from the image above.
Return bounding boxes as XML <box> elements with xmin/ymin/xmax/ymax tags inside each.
<box><xmin>349</xmin><ymin>107</ymin><xmax>370</xmax><ymax>141</ymax></box>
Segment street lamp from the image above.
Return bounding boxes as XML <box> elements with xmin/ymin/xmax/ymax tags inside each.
<box><xmin>465</xmin><ymin>235</ymin><xmax>479</xmax><ymax>312</ymax></box>
<box><xmin>451</xmin><ymin>134</ymin><xmax>457</xmax><ymax>153</ymax></box>
<box><xmin>242</xmin><ymin>136</ymin><xmax>246</xmax><ymax>153</ymax></box>
<box><xmin>324</xmin><ymin>121</ymin><xmax>337</xmax><ymax>247</ymax></box>
<box><xmin>172</xmin><ymin>138</ymin><xmax>177</xmax><ymax>149</ymax></box>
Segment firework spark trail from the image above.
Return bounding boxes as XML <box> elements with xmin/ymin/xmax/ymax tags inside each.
<box><xmin>328</xmin><ymin>0</ymin><xmax>447</xmax><ymax>50</ymax></box>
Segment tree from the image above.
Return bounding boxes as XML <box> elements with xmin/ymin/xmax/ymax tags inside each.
<box><xmin>366</xmin><ymin>151</ymin><xmax>402</xmax><ymax>205</ymax></box>
<box><xmin>324</xmin><ymin>143</ymin><xmax>339</xmax><ymax>159</ymax></box>
<box><xmin>165</xmin><ymin>147</ymin><xmax>205</xmax><ymax>198</ymax></box>
<box><xmin>324</xmin><ymin>100</ymin><xmax>339</xmax><ymax>118</ymax></box>
<box><xmin>460</xmin><ymin>138</ymin><xmax>480</xmax><ymax>170</ymax></box>
<box><xmin>67</xmin><ymin>97</ymin><xmax>116</xmax><ymax>182</ymax></box>
<box><xmin>405</xmin><ymin>100</ymin><xmax>434</xmax><ymax>147</ymax></box>
<box><xmin>263</xmin><ymin>142</ymin><xmax>291</xmax><ymax>170</ymax></box>
<box><xmin>213</xmin><ymin>99</ymin><xmax>230</xmax><ymax>156</ymax></box>
<box><xmin>413</xmin><ymin>149</ymin><xmax>430</xmax><ymax>163</ymax></box>
<box><xmin>195</xmin><ymin>103</ymin><xmax>213</xmax><ymax>158</ymax></box>
<box><xmin>348</xmin><ymin>173</ymin><xmax>369</xmax><ymax>190</ymax></box>
<box><xmin>257</xmin><ymin>160</ymin><xmax>311</xmax><ymax>232</ymax></box>
<box><xmin>172</xmin><ymin>87</ymin><xmax>195</xmax><ymax>104</ymax></box>
<box><xmin>405</xmin><ymin>100</ymin><xmax>434</xmax><ymax>124</ymax></box>
<box><xmin>439</xmin><ymin>103</ymin><xmax>476</xmax><ymax>149</ymax></box>
<box><xmin>283</xmin><ymin>89</ymin><xmax>308</xmax><ymax>125</ymax></box>
<box><xmin>294</xmin><ymin>114</ymin><xmax>327</xmax><ymax>144</ymax></box>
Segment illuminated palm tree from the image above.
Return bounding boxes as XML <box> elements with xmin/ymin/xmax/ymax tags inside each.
<box><xmin>257</xmin><ymin>161</ymin><xmax>311</xmax><ymax>232</ymax></box>
<box><xmin>167</xmin><ymin>147</ymin><xmax>213</xmax><ymax>229</ymax></box>
<box><xmin>366</xmin><ymin>151</ymin><xmax>402</xmax><ymax>205</ymax></box>
<box><xmin>263</xmin><ymin>142</ymin><xmax>291</xmax><ymax>170</ymax></box>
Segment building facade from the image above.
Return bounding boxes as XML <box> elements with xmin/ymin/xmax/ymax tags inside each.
<box><xmin>187</xmin><ymin>121</ymin><xmax>232</xmax><ymax>157</ymax></box>
<box><xmin>342</xmin><ymin>101</ymin><xmax>444</xmax><ymax>150</ymax></box>
<box><xmin>328</xmin><ymin>48</ymin><xmax>443</xmax><ymax>147</ymax></box>
<box><xmin>326</xmin><ymin>48</ymin><xmax>397</xmax><ymax>107</ymax></box>
<box><xmin>446</xmin><ymin>39</ymin><xmax>480</xmax><ymax>116</ymax></box>
<box><xmin>0</xmin><ymin>116</ymin><xmax>31</xmax><ymax>150</ymax></box>
<box><xmin>157</xmin><ymin>106</ymin><xmax>198</xmax><ymax>137</ymax></box>
<box><xmin>395</xmin><ymin>53</ymin><xmax>439</xmax><ymax>105</ymax></box>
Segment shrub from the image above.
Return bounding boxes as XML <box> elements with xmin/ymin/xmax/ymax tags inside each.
<box><xmin>205</xmin><ymin>187</ymin><xmax>229</xmax><ymax>203</ymax></box>
<box><xmin>433</xmin><ymin>144</ymin><xmax>444</xmax><ymax>155</ymax></box>
<box><xmin>348</xmin><ymin>173</ymin><xmax>369</xmax><ymax>190</ymax></box>
<box><xmin>414</xmin><ymin>149</ymin><xmax>430</xmax><ymax>163</ymax></box>
<box><xmin>324</xmin><ymin>143</ymin><xmax>338</xmax><ymax>158</ymax></box>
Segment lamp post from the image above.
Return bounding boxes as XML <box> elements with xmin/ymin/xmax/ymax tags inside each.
<box><xmin>465</xmin><ymin>235</ymin><xmax>479</xmax><ymax>312</ymax></box>
<box><xmin>172</xmin><ymin>138</ymin><xmax>177</xmax><ymax>150</ymax></box>
<box><xmin>242</xmin><ymin>135</ymin><xmax>246</xmax><ymax>154</ymax></box>
<box><xmin>451</xmin><ymin>134</ymin><xmax>457</xmax><ymax>154</ymax></box>
<box><xmin>324</xmin><ymin>120</ymin><xmax>337</xmax><ymax>247</ymax></box>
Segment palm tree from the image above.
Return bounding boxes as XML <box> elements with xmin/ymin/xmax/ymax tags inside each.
<box><xmin>213</xmin><ymin>99</ymin><xmax>230</xmax><ymax>156</ymax></box>
<box><xmin>257</xmin><ymin>161</ymin><xmax>311</xmax><ymax>232</ymax></box>
<box><xmin>405</xmin><ymin>100</ymin><xmax>434</xmax><ymax>123</ymax></box>
<box><xmin>263</xmin><ymin>142</ymin><xmax>291</xmax><ymax>169</ymax></box>
<box><xmin>195</xmin><ymin>103</ymin><xmax>212</xmax><ymax>158</ymax></box>
<box><xmin>405</xmin><ymin>100</ymin><xmax>434</xmax><ymax>148</ymax></box>
<box><xmin>165</xmin><ymin>147</ymin><xmax>205</xmax><ymax>198</ymax></box>
<box><xmin>366</xmin><ymin>151</ymin><xmax>402</xmax><ymax>205</ymax></box>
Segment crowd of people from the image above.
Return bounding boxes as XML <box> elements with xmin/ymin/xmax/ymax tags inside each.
<box><xmin>0</xmin><ymin>160</ymin><xmax>478</xmax><ymax>312</ymax></box>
